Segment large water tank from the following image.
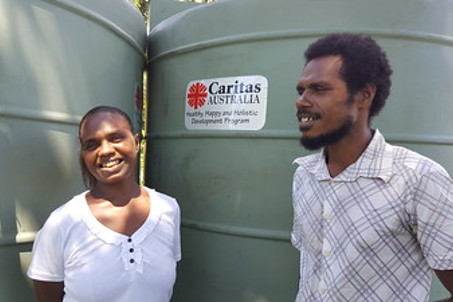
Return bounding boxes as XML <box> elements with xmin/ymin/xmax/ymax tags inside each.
<box><xmin>0</xmin><ymin>0</ymin><xmax>145</xmax><ymax>300</ymax></box>
<box><xmin>146</xmin><ymin>0</ymin><xmax>453</xmax><ymax>301</ymax></box>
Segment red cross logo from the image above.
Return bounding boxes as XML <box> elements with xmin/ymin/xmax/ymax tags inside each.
<box><xmin>187</xmin><ymin>82</ymin><xmax>207</xmax><ymax>110</ymax></box>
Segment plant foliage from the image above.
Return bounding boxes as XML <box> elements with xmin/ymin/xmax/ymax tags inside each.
<box><xmin>132</xmin><ymin>0</ymin><xmax>149</xmax><ymax>20</ymax></box>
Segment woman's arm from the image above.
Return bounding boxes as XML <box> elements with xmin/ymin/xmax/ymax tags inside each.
<box><xmin>33</xmin><ymin>280</ymin><xmax>64</xmax><ymax>302</ymax></box>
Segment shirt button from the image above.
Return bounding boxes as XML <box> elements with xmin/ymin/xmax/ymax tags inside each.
<box><xmin>130</xmin><ymin>259</ymin><xmax>135</xmax><ymax>264</ymax></box>
<box><xmin>319</xmin><ymin>287</ymin><xmax>327</xmax><ymax>294</ymax></box>
<box><xmin>129</xmin><ymin>248</ymin><xmax>134</xmax><ymax>253</ymax></box>
<box><xmin>127</xmin><ymin>238</ymin><xmax>132</xmax><ymax>243</ymax></box>
<box><xmin>323</xmin><ymin>250</ymin><xmax>332</xmax><ymax>257</ymax></box>
<box><xmin>324</xmin><ymin>213</ymin><xmax>333</xmax><ymax>221</ymax></box>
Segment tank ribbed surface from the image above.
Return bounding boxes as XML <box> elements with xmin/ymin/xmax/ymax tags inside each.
<box><xmin>0</xmin><ymin>0</ymin><xmax>145</xmax><ymax>300</ymax></box>
<box><xmin>147</xmin><ymin>0</ymin><xmax>453</xmax><ymax>300</ymax></box>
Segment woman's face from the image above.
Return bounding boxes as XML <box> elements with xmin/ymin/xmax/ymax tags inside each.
<box><xmin>79</xmin><ymin>111</ymin><xmax>139</xmax><ymax>187</ymax></box>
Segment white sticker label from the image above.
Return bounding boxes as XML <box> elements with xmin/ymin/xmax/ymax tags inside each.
<box><xmin>184</xmin><ymin>75</ymin><xmax>268</xmax><ymax>130</ymax></box>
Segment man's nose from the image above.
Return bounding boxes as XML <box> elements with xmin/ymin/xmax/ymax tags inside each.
<box><xmin>296</xmin><ymin>91</ymin><xmax>312</xmax><ymax>110</ymax></box>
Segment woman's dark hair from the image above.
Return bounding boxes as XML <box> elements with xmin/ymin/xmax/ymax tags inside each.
<box><xmin>78</xmin><ymin>106</ymin><xmax>134</xmax><ymax>188</ymax></box>
<box><xmin>305</xmin><ymin>33</ymin><xmax>393</xmax><ymax>119</ymax></box>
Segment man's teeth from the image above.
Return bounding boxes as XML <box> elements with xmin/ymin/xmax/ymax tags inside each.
<box><xmin>301</xmin><ymin>117</ymin><xmax>314</xmax><ymax>123</ymax></box>
<box><xmin>102</xmin><ymin>160</ymin><xmax>120</xmax><ymax>168</ymax></box>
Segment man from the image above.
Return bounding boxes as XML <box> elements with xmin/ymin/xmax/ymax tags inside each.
<box><xmin>292</xmin><ymin>33</ymin><xmax>453</xmax><ymax>301</ymax></box>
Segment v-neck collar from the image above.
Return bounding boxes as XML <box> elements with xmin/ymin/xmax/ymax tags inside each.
<box><xmin>81</xmin><ymin>187</ymin><xmax>162</xmax><ymax>245</ymax></box>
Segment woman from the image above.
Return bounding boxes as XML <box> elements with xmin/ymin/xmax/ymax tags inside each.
<box><xmin>27</xmin><ymin>106</ymin><xmax>181</xmax><ymax>302</ymax></box>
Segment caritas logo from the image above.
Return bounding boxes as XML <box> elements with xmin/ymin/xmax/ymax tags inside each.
<box><xmin>187</xmin><ymin>82</ymin><xmax>207</xmax><ymax>110</ymax></box>
<box><xmin>185</xmin><ymin>75</ymin><xmax>268</xmax><ymax>131</ymax></box>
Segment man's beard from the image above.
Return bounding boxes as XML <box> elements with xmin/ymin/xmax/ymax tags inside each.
<box><xmin>300</xmin><ymin>115</ymin><xmax>354</xmax><ymax>150</ymax></box>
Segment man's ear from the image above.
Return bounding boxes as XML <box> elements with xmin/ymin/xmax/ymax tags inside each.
<box><xmin>356</xmin><ymin>83</ymin><xmax>376</xmax><ymax>109</ymax></box>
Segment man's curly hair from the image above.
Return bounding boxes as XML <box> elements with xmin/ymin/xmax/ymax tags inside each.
<box><xmin>305</xmin><ymin>33</ymin><xmax>393</xmax><ymax>119</ymax></box>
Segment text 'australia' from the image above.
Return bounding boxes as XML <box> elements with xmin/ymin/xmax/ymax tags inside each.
<box><xmin>208</xmin><ymin>94</ymin><xmax>260</xmax><ymax>105</ymax></box>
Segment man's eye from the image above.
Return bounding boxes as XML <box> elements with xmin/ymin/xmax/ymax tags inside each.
<box><xmin>313</xmin><ymin>87</ymin><xmax>327</xmax><ymax>94</ymax></box>
<box><xmin>312</xmin><ymin>85</ymin><xmax>324</xmax><ymax>92</ymax></box>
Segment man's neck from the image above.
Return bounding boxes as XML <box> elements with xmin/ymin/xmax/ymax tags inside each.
<box><xmin>325</xmin><ymin>128</ymin><xmax>374</xmax><ymax>177</ymax></box>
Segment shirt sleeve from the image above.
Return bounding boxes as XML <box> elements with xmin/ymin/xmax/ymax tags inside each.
<box><xmin>173</xmin><ymin>202</ymin><xmax>182</xmax><ymax>262</ymax></box>
<box><xmin>27</xmin><ymin>212</ymin><xmax>65</xmax><ymax>282</ymax></box>
<box><xmin>291</xmin><ymin>168</ymin><xmax>304</xmax><ymax>251</ymax></box>
<box><xmin>413</xmin><ymin>168</ymin><xmax>453</xmax><ymax>270</ymax></box>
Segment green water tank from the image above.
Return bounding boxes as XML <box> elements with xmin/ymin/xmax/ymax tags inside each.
<box><xmin>146</xmin><ymin>0</ymin><xmax>453</xmax><ymax>301</ymax></box>
<box><xmin>0</xmin><ymin>0</ymin><xmax>145</xmax><ymax>300</ymax></box>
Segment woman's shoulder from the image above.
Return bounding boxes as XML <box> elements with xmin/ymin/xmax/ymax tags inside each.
<box><xmin>46</xmin><ymin>191</ymin><xmax>89</xmax><ymax>223</ymax></box>
<box><xmin>36</xmin><ymin>191</ymin><xmax>89</xmax><ymax>239</ymax></box>
<box><xmin>144</xmin><ymin>186</ymin><xmax>179</xmax><ymax>211</ymax></box>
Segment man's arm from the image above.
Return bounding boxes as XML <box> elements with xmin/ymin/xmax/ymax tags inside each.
<box><xmin>435</xmin><ymin>270</ymin><xmax>453</xmax><ymax>302</ymax></box>
<box><xmin>33</xmin><ymin>280</ymin><xmax>64</xmax><ymax>302</ymax></box>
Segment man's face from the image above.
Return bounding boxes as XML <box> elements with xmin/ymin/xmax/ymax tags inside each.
<box><xmin>296</xmin><ymin>55</ymin><xmax>359</xmax><ymax>150</ymax></box>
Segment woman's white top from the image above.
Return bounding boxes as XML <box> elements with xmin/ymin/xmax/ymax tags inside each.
<box><xmin>27</xmin><ymin>187</ymin><xmax>181</xmax><ymax>302</ymax></box>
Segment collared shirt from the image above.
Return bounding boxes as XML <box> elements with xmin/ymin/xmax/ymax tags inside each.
<box><xmin>28</xmin><ymin>187</ymin><xmax>181</xmax><ymax>302</ymax></box>
<box><xmin>292</xmin><ymin>130</ymin><xmax>453</xmax><ymax>302</ymax></box>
